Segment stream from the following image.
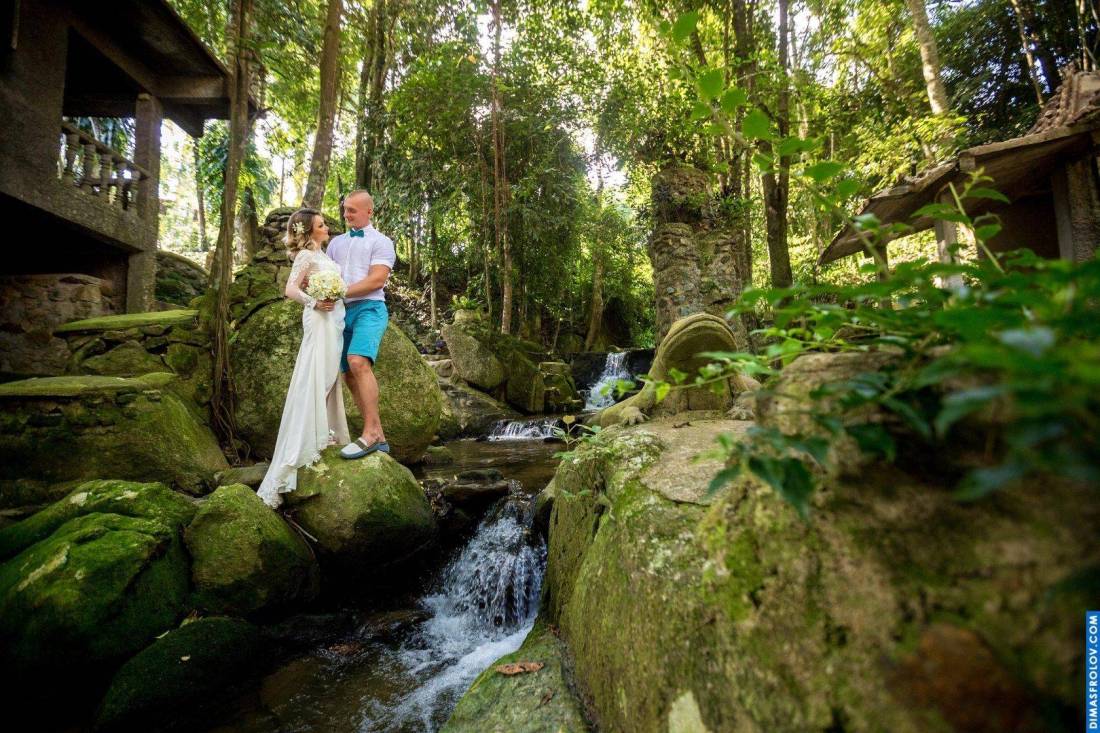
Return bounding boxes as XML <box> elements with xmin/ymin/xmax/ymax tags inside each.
<box><xmin>201</xmin><ymin>355</ymin><xmax>627</xmax><ymax>732</ymax></box>
<box><xmin>201</xmin><ymin>435</ymin><xmax>559</xmax><ymax>733</ymax></box>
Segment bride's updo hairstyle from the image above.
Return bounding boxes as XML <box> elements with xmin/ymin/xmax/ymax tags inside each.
<box><xmin>286</xmin><ymin>208</ymin><xmax>322</xmax><ymax>257</ymax></box>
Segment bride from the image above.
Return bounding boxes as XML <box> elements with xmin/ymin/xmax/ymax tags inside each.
<box><xmin>257</xmin><ymin>208</ymin><xmax>351</xmax><ymax>509</ymax></box>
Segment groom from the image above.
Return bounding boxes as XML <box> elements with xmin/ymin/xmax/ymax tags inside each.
<box><xmin>328</xmin><ymin>190</ymin><xmax>396</xmax><ymax>459</ymax></box>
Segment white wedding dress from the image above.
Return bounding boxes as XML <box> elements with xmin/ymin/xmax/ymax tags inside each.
<box><xmin>257</xmin><ymin>248</ymin><xmax>351</xmax><ymax>508</ymax></box>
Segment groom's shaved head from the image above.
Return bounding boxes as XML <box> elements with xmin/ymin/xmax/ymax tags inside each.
<box><xmin>343</xmin><ymin>190</ymin><xmax>374</xmax><ymax>229</ymax></box>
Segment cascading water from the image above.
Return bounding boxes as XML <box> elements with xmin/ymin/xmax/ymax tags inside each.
<box><xmin>584</xmin><ymin>351</ymin><xmax>632</xmax><ymax>410</ymax></box>
<box><xmin>357</xmin><ymin>501</ymin><xmax>546</xmax><ymax>732</ymax></box>
<box><xmin>487</xmin><ymin>417</ymin><xmax>561</xmax><ymax>441</ymax></box>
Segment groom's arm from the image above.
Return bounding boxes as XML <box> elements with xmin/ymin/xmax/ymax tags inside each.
<box><xmin>345</xmin><ymin>264</ymin><xmax>391</xmax><ymax>299</ymax></box>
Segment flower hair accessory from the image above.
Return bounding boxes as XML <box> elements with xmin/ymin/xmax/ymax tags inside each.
<box><xmin>292</xmin><ymin>221</ymin><xmax>306</xmax><ymax>235</ymax></box>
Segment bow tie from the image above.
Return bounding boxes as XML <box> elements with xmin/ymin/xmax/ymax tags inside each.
<box><xmin>348</xmin><ymin>228</ymin><xmax>365</xmax><ymax>238</ymax></box>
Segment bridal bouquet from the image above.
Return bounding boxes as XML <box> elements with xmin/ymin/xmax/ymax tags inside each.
<box><xmin>305</xmin><ymin>270</ymin><xmax>347</xmax><ymax>301</ymax></box>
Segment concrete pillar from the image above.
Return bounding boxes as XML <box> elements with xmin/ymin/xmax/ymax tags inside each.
<box><xmin>128</xmin><ymin>93</ymin><xmax>163</xmax><ymax>312</ymax></box>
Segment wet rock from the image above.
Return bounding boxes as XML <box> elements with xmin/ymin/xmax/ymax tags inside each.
<box><xmin>231</xmin><ymin>300</ymin><xmax>442</xmax><ymax>463</ymax></box>
<box><xmin>421</xmin><ymin>445</ymin><xmax>455</xmax><ymax>466</ymax></box>
<box><xmin>427</xmin><ymin>358</ymin><xmax>454</xmax><ymax>378</ymax></box>
<box><xmin>215</xmin><ymin>463</ymin><xmax>270</xmax><ymax>489</ymax></box>
<box><xmin>0</xmin><ymin>373</ymin><xmax>228</xmax><ymax>494</ymax></box>
<box><xmin>442</xmin><ymin>620</ymin><xmax>588</xmax><ymax>733</ymax></box>
<box><xmin>441</xmin><ymin>479</ymin><xmax>513</xmax><ymax>507</ymax></box>
<box><xmin>286</xmin><ymin>449</ymin><xmax>436</xmax><ymax>571</ymax></box>
<box><xmin>95</xmin><ymin>617</ymin><xmax>271</xmax><ymax>733</ymax></box>
<box><xmin>184</xmin><ymin>485</ymin><xmax>319</xmax><ymax>616</ymax></box>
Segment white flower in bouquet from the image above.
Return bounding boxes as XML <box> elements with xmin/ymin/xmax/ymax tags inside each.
<box><xmin>305</xmin><ymin>270</ymin><xmax>347</xmax><ymax>302</ymax></box>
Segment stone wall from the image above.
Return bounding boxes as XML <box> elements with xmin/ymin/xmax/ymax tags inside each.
<box><xmin>154</xmin><ymin>251</ymin><xmax>207</xmax><ymax>308</ymax></box>
<box><xmin>0</xmin><ymin>273</ymin><xmax>121</xmax><ymax>377</ymax></box>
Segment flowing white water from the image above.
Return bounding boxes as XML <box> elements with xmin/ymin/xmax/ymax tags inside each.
<box><xmin>584</xmin><ymin>351</ymin><xmax>631</xmax><ymax>410</ymax></box>
<box><xmin>487</xmin><ymin>417</ymin><xmax>561</xmax><ymax>441</ymax></box>
<box><xmin>359</xmin><ymin>502</ymin><xmax>546</xmax><ymax>732</ymax></box>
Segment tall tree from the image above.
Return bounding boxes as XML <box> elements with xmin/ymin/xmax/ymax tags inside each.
<box><xmin>355</xmin><ymin>0</ymin><xmax>394</xmax><ymax>192</ymax></box>
<box><xmin>208</xmin><ymin>0</ymin><xmax>254</xmax><ymax>448</ymax></box>
<box><xmin>904</xmin><ymin>0</ymin><xmax>951</xmax><ymax>115</ymax></box>
<box><xmin>490</xmin><ymin>0</ymin><xmax>513</xmax><ymax>334</ymax></box>
<box><xmin>302</xmin><ymin>0</ymin><xmax>344</xmax><ymax>207</ymax></box>
<box><xmin>763</xmin><ymin>0</ymin><xmax>793</xmax><ymax>288</ymax></box>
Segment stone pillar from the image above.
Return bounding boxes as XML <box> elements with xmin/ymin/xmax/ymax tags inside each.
<box><xmin>128</xmin><ymin>93</ymin><xmax>163</xmax><ymax>312</ymax></box>
<box><xmin>1052</xmin><ymin>151</ymin><xmax>1100</xmax><ymax>263</ymax></box>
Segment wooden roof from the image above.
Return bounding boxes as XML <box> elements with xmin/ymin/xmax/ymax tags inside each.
<box><xmin>63</xmin><ymin>0</ymin><xmax>257</xmax><ymax>136</ymax></box>
<box><xmin>820</xmin><ymin>68</ymin><xmax>1100</xmax><ymax>266</ymax></box>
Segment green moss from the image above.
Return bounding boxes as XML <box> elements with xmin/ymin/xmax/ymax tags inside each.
<box><xmin>0</xmin><ymin>372</ymin><xmax>175</xmax><ymax>398</ymax></box>
<box><xmin>442</xmin><ymin>619</ymin><xmax>589</xmax><ymax>733</ymax></box>
<box><xmin>184</xmin><ymin>484</ymin><xmax>319</xmax><ymax>615</ymax></box>
<box><xmin>287</xmin><ymin>448</ymin><xmax>436</xmax><ymax>568</ymax></box>
<box><xmin>0</xmin><ymin>384</ymin><xmax>227</xmax><ymax>494</ymax></box>
<box><xmin>232</xmin><ymin>300</ymin><xmax>441</xmax><ymax>463</ymax></box>
<box><xmin>0</xmin><ymin>513</ymin><xmax>189</xmax><ymax>685</ymax></box>
<box><xmin>54</xmin><ymin>310</ymin><xmax>198</xmax><ymax>334</ymax></box>
<box><xmin>0</xmin><ymin>480</ymin><xmax>196</xmax><ymax>561</ymax></box>
<box><xmin>95</xmin><ymin>616</ymin><xmax>269</xmax><ymax>732</ymax></box>
<box><xmin>80</xmin><ymin>341</ymin><xmax>168</xmax><ymax>376</ymax></box>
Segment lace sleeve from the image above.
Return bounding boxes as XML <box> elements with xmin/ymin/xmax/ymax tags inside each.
<box><xmin>285</xmin><ymin>250</ymin><xmax>317</xmax><ymax>309</ymax></box>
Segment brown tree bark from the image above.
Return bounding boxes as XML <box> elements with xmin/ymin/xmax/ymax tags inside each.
<box><xmin>194</xmin><ymin>143</ymin><xmax>208</xmax><ymax>251</ymax></box>
<box><xmin>354</xmin><ymin>0</ymin><xmax>393</xmax><ymax>191</ymax></box>
<box><xmin>762</xmin><ymin>0</ymin><xmax>793</xmax><ymax>288</ymax></box>
<box><xmin>302</xmin><ymin>0</ymin><xmax>343</xmax><ymax>207</ymax></box>
<box><xmin>209</xmin><ymin>0</ymin><xmax>254</xmax><ymax>450</ymax></box>
<box><xmin>584</xmin><ymin>255</ymin><xmax>605</xmax><ymax>350</ymax></box>
<box><xmin>490</xmin><ymin>0</ymin><xmax>512</xmax><ymax>334</ymax></box>
<box><xmin>904</xmin><ymin>0</ymin><xmax>951</xmax><ymax>115</ymax></box>
<box><xmin>1008</xmin><ymin>0</ymin><xmax>1046</xmax><ymax>103</ymax></box>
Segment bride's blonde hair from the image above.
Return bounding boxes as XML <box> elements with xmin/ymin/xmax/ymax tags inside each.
<box><xmin>286</xmin><ymin>208</ymin><xmax>322</xmax><ymax>257</ymax></box>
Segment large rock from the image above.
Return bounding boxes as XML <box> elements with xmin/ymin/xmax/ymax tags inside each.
<box><xmin>285</xmin><ymin>448</ymin><xmax>436</xmax><ymax>569</ymax></box>
<box><xmin>0</xmin><ymin>512</ymin><xmax>190</xmax><ymax>694</ymax></box>
<box><xmin>441</xmin><ymin>323</ymin><xmax>505</xmax><ymax>390</ymax></box>
<box><xmin>442</xmin><ymin>620</ymin><xmax>588</xmax><ymax>733</ymax></box>
<box><xmin>95</xmin><ymin>616</ymin><xmax>271</xmax><ymax>732</ymax></box>
<box><xmin>231</xmin><ymin>299</ymin><xmax>442</xmax><ymax>463</ymax></box>
<box><xmin>439</xmin><ymin>377</ymin><xmax>520</xmax><ymax>440</ymax></box>
<box><xmin>0</xmin><ymin>479</ymin><xmax>197</xmax><ymax>561</ymax></box>
<box><xmin>542</xmin><ymin>419</ymin><xmax>1097</xmax><ymax>732</ymax></box>
<box><xmin>595</xmin><ymin>312</ymin><xmax>752</xmax><ymax>427</ymax></box>
<box><xmin>0</xmin><ymin>373</ymin><xmax>228</xmax><ymax>494</ymax></box>
<box><xmin>154</xmin><ymin>251</ymin><xmax>208</xmax><ymax>308</ymax></box>
<box><xmin>539</xmin><ymin>361</ymin><xmax>583</xmax><ymax>413</ymax></box>
<box><xmin>184</xmin><ymin>484</ymin><xmax>319</xmax><ymax>616</ymax></box>
<box><xmin>81</xmin><ymin>340</ymin><xmax>167</xmax><ymax>376</ymax></box>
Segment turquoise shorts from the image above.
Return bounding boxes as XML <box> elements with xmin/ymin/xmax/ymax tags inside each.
<box><xmin>341</xmin><ymin>299</ymin><xmax>388</xmax><ymax>371</ymax></box>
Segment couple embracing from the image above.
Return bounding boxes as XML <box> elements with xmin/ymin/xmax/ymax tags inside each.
<box><xmin>257</xmin><ymin>190</ymin><xmax>396</xmax><ymax>509</ymax></box>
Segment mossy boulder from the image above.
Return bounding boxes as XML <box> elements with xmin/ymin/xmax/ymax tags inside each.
<box><xmin>505</xmin><ymin>353</ymin><xmax>546</xmax><ymax>414</ymax></box>
<box><xmin>154</xmin><ymin>251</ymin><xmax>207</xmax><ymax>308</ymax></box>
<box><xmin>54</xmin><ymin>310</ymin><xmax>199</xmax><ymax>335</ymax></box>
<box><xmin>285</xmin><ymin>448</ymin><xmax>436</xmax><ymax>570</ymax></box>
<box><xmin>441</xmin><ymin>323</ymin><xmax>505</xmax><ymax>390</ymax></box>
<box><xmin>539</xmin><ymin>362</ymin><xmax>583</xmax><ymax>413</ymax></box>
<box><xmin>0</xmin><ymin>512</ymin><xmax>190</xmax><ymax>694</ymax></box>
<box><xmin>81</xmin><ymin>340</ymin><xmax>167</xmax><ymax>376</ymax></box>
<box><xmin>0</xmin><ymin>479</ymin><xmax>196</xmax><ymax>561</ymax></box>
<box><xmin>0</xmin><ymin>373</ymin><xmax>228</xmax><ymax>494</ymax></box>
<box><xmin>231</xmin><ymin>299</ymin><xmax>442</xmax><ymax>463</ymax></box>
<box><xmin>184</xmin><ymin>484</ymin><xmax>319</xmax><ymax>616</ymax></box>
<box><xmin>442</xmin><ymin>619</ymin><xmax>588</xmax><ymax>733</ymax></box>
<box><xmin>543</xmin><ymin>418</ymin><xmax>1096</xmax><ymax>732</ymax></box>
<box><xmin>439</xmin><ymin>377</ymin><xmax>520</xmax><ymax>440</ymax></box>
<box><xmin>95</xmin><ymin>616</ymin><xmax>271</xmax><ymax>732</ymax></box>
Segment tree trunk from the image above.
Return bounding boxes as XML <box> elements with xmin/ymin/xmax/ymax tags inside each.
<box><xmin>584</xmin><ymin>255</ymin><xmax>605</xmax><ymax>350</ymax></box>
<box><xmin>209</xmin><ymin>0</ymin><xmax>254</xmax><ymax>451</ymax></box>
<box><xmin>763</xmin><ymin>0</ymin><xmax>793</xmax><ymax>288</ymax></box>
<box><xmin>194</xmin><ymin>143</ymin><xmax>208</xmax><ymax>251</ymax></box>
<box><xmin>1008</xmin><ymin>0</ymin><xmax>1046</xmax><ymax>103</ymax></box>
<box><xmin>904</xmin><ymin>0</ymin><xmax>951</xmax><ymax>115</ymax></box>
<box><xmin>429</xmin><ymin>215</ymin><xmax>438</xmax><ymax>330</ymax></box>
<box><xmin>490</xmin><ymin>0</ymin><xmax>512</xmax><ymax>334</ymax></box>
<box><xmin>302</xmin><ymin>0</ymin><xmax>343</xmax><ymax>207</ymax></box>
<box><xmin>354</xmin><ymin>0</ymin><xmax>392</xmax><ymax>191</ymax></box>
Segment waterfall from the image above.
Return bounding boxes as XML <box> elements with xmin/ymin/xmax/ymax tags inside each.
<box><xmin>360</xmin><ymin>501</ymin><xmax>546</xmax><ymax>731</ymax></box>
<box><xmin>487</xmin><ymin>417</ymin><xmax>560</xmax><ymax>441</ymax></box>
<box><xmin>584</xmin><ymin>351</ymin><xmax>631</xmax><ymax>410</ymax></box>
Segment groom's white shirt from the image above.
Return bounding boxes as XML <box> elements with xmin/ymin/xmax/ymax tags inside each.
<box><xmin>327</xmin><ymin>225</ymin><xmax>397</xmax><ymax>303</ymax></box>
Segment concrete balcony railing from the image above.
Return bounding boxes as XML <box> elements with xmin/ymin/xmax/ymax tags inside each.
<box><xmin>58</xmin><ymin>121</ymin><xmax>150</xmax><ymax>215</ymax></box>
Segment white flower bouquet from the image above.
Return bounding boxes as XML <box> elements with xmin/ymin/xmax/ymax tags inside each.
<box><xmin>305</xmin><ymin>270</ymin><xmax>347</xmax><ymax>301</ymax></box>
